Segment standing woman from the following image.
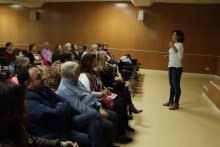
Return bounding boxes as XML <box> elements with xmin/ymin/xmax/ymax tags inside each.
<box><xmin>163</xmin><ymin>30</ymin><xmax>185</xmax><ymax>110</ymax></box>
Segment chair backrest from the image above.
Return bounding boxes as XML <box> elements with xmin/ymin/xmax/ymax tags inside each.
<box><xmin>0</xmin><ymin>49</ymin><xmax>6</xmax><ymax>67</ymax></box>
<box><xmin>118</xmin><ymin>59</ymin><xmax>125</xmax><ymax>72</ymax></box>
<box><xmin>131</xmin><ymin>59</ymin><xmax>138</xmax><ymax>65</ymax></box>
<box><xmin>120</xmin><ymin>70</ymin><xmax>132</xmax><ymax>81</ymax></box>
<box><xmin>123</xmin><ymin>66</ymin><xmax>134</xmax><ymax>72</ymax></box>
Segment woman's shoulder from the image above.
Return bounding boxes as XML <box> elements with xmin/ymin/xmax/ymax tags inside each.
<box><xmin>79</xmin><ymin>73</ymin><xmax>88</xmax><ymax>80</ymax></box>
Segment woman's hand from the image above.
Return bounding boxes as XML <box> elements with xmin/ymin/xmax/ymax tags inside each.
<box><xmin>168</xmin><ymin>41</ymin><xmax>178</xmax><ymax>53</ymax></box>
<box><xmin>115</xmin><ymin>77</ymin><xmax>124</xmax><ymax>82</ymax></box>
<box><xmin>163</xmin><ymin>54</ymin><xmax>168</xmax><ymax>59</ymax></box>
<box><xmin>168</xmin><ymin>41</ymin><xmax>174</xmax><ymax>48</ymax></box>
<box><xmin>61</xmin><ymin>141</ymin><xmax>78</xmax><ymax>147</ymax></box>
<box><xmin>99</xmin><ymin>107</ymin><xmax>110</xmax><ymax>119</ymax></box>
<box><xmin>102</xmin><ymin>89</ymin><xmax>110</xmax><ymax>96</ymax></box>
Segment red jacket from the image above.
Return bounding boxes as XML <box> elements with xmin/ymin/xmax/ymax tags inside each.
<box><xmin>4</xmin><ymin>51</ymin><xmax>12</xmax><ymax>63</ymax></box>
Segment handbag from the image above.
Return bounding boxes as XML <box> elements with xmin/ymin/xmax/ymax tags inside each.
<box><xmin>101</xmin><ymin>96</ymin><xmax>115</xmax><ymax>110</ymax></box>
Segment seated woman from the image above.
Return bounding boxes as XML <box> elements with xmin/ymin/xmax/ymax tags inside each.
<box><xmin>79</xmin><ymin>53</ymin><xmax>134</xmax><ymax>143</ymax></box>
<box><xmin>52</xmin><ymin>44</ymin><xmax>62</xmax><ymax>63</ymax></box>
<box><xmin>0</xmin><ymin>81</ymin><xmax>78</xmax><ymax>147</ymax></box>
<box><xmin>10</xmin><ymin>57</ymin><xmax>30</xmax><ymax>84</ymax></box>
<box><xmin>95</xmin><ymin>51</ymin><xmax>142</xmax><ymax>115</ymax></box>
<box><xmin>27</xmin><ymin>43</ymin><xmax>49</xmax><ymax>76</ymax></box>
<box><xmin>8</xmin><ymin>48</ymin><xmax>23</xmax><ymax>73</ymax></box>
<box><xmin>44</xmin><ymin>52</ymin><xmax>72</xmax><ymax>91</ymax></box>
<box><xmin>71</xmin><ymin>43</ymin><xmax>80</xmax><ymax>62</ymax></box>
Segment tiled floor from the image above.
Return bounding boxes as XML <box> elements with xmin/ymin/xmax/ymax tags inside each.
<box><xmin>115</xmin><ymin>69</ymin><xmax>220</xmax><ymax>147</ymax></box>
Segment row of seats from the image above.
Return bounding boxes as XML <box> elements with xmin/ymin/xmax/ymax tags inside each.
<box><xmin>117</xmin><ymin>55</ymin><xmax>141</xmax><ymax>97</ymax></box>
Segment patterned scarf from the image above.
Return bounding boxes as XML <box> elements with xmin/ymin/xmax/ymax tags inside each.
<box><xmin>85</xmin><ymin>70</ymin><xmax>103</xmax><ymax>92</ymax></box>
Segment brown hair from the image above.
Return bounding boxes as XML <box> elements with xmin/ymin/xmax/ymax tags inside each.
<box><xmin>80</xmin><ymin>53</ymin><xmax>96</xmax><ymax>74</ymax></box>
<box><xmin>0</xmin><ymin>81</ymin><xmax>28</xmax><ymax>146</ymax></box>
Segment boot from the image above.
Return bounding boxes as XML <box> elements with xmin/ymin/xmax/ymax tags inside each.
<box><xmin>128</xmin><ymin>104</ymin><xmax>142</xmax><ymax>115</ymax></box>
<box><xmin>117</xmin><ymin>137</ymin><xmax>133</xmax><ymax>144</ymax></box>
<box><xmin>169</xmin><ymin>103</ymin><xmax>179</xmax><ymax>110</ymax></box>
<box><xmin>125</xmin><ymin>125</ymin><xmax>135</xmax><ymax>132</ymax></box>
<box><xmin>127</xmin><ymin>115</ymin><xmax>133</xmax><ymax>120</ymax></box>
<box><xmin>163</xmin><ymin>100</ymin><xmax>174</xmax><ymax>106</ymax></box>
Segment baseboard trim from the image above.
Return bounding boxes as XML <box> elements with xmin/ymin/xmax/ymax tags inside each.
<box><xmin>140</xmin><ymin>69</ymin><xmax>217</xmax><ymax>79</ymax></box>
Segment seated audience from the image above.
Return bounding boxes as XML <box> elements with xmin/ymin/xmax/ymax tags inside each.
<box><xmin>44</xmin><ymin>52</ymin><xmax>72</xmax><ymax>91</ymax></box>
<box><xmin>4</xmin><ymin>42</ymin><xmax>13</xmax><ymax>64</ymax></box>
<box><xmin>0</xmin><ymin>81</ymin><xmax>78</xmax><ymax>147</ymax></box>
<box><xmin>97</xmin><ymin>43</ymin><xmax>102</xmax><ymax>51</ymax></box>
<box><xmin>71</xmin><ymin>43</ymin><xmax>80</xmax><ymax>62</ymax></box>
<box><xmin>81</xmin><ymin>44</ymin><xmax>93</xmax><ymax>58</ymax></box>
<box><xmin>54</xmin><ymin>44</ymin><xmax>63</xmax><ymax>52</ymax></box>
<box><xmin>102</xmin><ymin>43</ymin><xmax>111</xmax><ymax>57</ymax></box>
<box><xmin>102</xmin><ymin>43</ymin><xmax>118</xmax><ymax>65</ymax></box>
<box><xmin>64</xmin><ymin>43</ymin><xmax>77</xmax><ymax>62</ymax></box>
<box><xmin>91</xmin><ymin>44</ymin><xmax>98</xmax><ymax>53</ymax></box>
<box><xmin>17</xmin><ymin>65</ymin><xmax>105</xmax><ymax>147</ymax></box>
<box><xmin>8</xmin><ymin>48</ymin><xmax>24</xmax><ymax>73</ymax></box>
<box><xmin>52</xmin><ymin>45</ymin><xmax>62</xmax><ymax>63</ymax></box>
<box><xmin>57</xmin><ymin>61</ymin><xmax>132</xmax><ymax>145</ymax></box>
<box><xmin>41</xmin><ymin>42</ymin><xmax>52</xmax><ymax>65</ymax></box>
<box><xmin>10</xmin><ymin>57</ymin><xmax>30</xmax><ymax>84</ymax></box>
<box><xmin>27</xmin><ymin>43</ymin><xmax>49</xmax><ymax>76</ymax></box>
<box><xmin>95</xmin><ymin>51</ymin><xmax>142</xmax><ymax>115</ymax></box>
<box><xmin>79</xmin><ymin>53</ymin><xmax>134</xmax><ymax>142</ymax></box>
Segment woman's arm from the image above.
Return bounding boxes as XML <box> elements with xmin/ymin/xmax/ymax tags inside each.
<box><xmin>79</xmin><ymin>73</ymin><xmax>102</xmax><ymax>98</ymax></box>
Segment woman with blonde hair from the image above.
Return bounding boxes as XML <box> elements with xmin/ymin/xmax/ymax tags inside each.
<box><xmin>95</xmin><ymin>51</ymin><xmax>142</xmax><ymax>115</ymax></box>
<box><xmin>10</xmin><ymin>57</ymin><xmax>30</xmax><ymax>84</ymax></box>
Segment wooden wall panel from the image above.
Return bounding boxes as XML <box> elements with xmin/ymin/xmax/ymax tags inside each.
<box><xmin>9</xmin><ymin>5</ymin><xmax>19</xmax><ymax>44</ymax></box>
<box><xmin>18</xmin><ymin>7</ymin><xmax>29</xmax><ymax>45</ymax></box>
<box><xmin>29</xmin><ymin>18</ymin><xmax>40</xmax><ymax>49</ymax></box>
<box><xmin>48</xmin><ymin>3</ymin><xmax>62</xmax><ymax>49</ymax></box>
<box><xmin>0</xmin><ymin>5</ymin><xmax>10</xmax><ymax>44</ymax></box>
<box><xmin>0</xmin><ymin>2</ymin><xmax>220</xmax><ymax>75</ymax></box>
<box><xmin>38</xmin><ymin>4</ymin><xmax>50</xmax><ymax>46</ymax></box>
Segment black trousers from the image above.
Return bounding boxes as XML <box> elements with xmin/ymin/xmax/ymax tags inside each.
<box><xmin>102</xmin><ymin>96</ymin><xmax>129</xmax><ymax>136</ymax></box>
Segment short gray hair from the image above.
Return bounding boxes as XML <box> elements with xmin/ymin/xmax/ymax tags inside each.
<box><xmin>64</xmin><ymin>43</ymin><xmax>71</xmax><ymax>51</ymax></box>
<box><xmin>61</xmin><ymin>61</ymin><xmax>79</xmax><ymax>78</ymax></box>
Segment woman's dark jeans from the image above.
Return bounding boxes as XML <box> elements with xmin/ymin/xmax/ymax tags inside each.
<box><xmin>168</xmin><ymin>67</ymin><xmax>183</xmax><ymax>104</ymax></box>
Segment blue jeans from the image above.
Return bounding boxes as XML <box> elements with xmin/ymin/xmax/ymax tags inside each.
<box><xmin>168</xmin><ymin>67</ymin><xmax>183</xmax><ymax>104</ymax></box>
<box><xmin>59</xmin><ymin>111</ymin><xmax>105</xmax><ymax>147</ymax></box>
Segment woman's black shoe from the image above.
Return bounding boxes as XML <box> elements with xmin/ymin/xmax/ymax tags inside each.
<box><xmin>126</xmin><ymin>125</ymin><xmax>135</xmax><ymax>132</ymax></box>
<box><xmin>128</xmin><ymin>104</ymin><xmax>142</xmax><ymax>115</ymax></box>
<box><xmin>127</xmin><ymin>115</ymin><xmax>133</xmax><ymax>120</ymax></box>
<box><xmin>117</xmin><ymin>137</ymin><xmax>133</xmax><ymax>144</ymax></box>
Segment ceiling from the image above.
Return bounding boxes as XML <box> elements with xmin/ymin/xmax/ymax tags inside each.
<box><xmin>0</xmin><ymin>0</ymin><xmax>219</xmax><ymax>8</ymax></box>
